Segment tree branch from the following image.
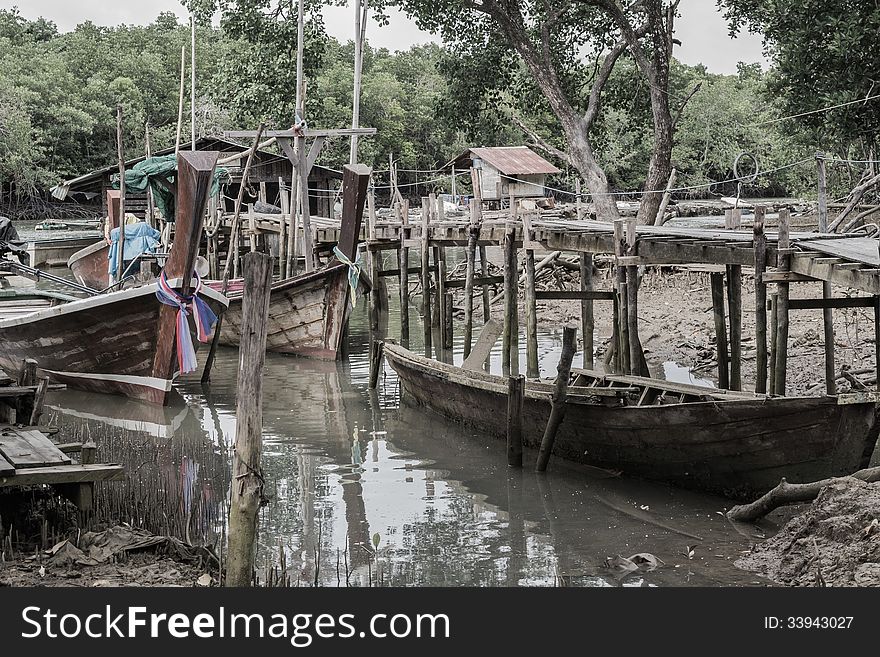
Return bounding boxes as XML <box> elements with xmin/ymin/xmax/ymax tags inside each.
<box><xmin>510</xmin><ymin>112</ymin><xmax>573</xmax><ymax>166</ymax></box>
<box><xmin>671</xmin><ymin>81</ymin><xmax>701</xmax><ymax>129</ymax></box>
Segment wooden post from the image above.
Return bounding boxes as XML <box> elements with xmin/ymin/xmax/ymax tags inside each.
<box><xmin>522</xmin><ymin>208</ymin><xmax>539</xmax><ymax>378</ymax></box>
<box><xmin>298</xmin><ymin>138</ymin><xmax>315</xmax><ymax>271</ymax></box>
<box><xmin>369</xmin><ymin>339</ymin><xmax>384</xmax><ymax>390</ymax></box>
<box><xmin>654</xmin><ymin>167</ymin><xmax>677</xmax><ymax>226</ymax></box>
<box><xmin>823</xmin><ymin>282</ymin><xmax>837</xmax><ymax>394</ymax></box>
<box><xmin>247</xmin><ymin>204</ymin><xmax>257</xmax><ymax>252</ymax></box>
<box><xmin>711</xmin><ymin>272</ymin><xmax>730</xmax><ymax>389</ymax></box>
<box><xmin>479</xmin><ymin>246</ymin><xmax>490</xmax><ymax>321</ymax></box>
<box><xmin>502</xmin><ymin>219</ymin><xmax>518</xmax><ymax>375</ymax></box>
<box><xmin>278</xmin><ymin>176</ymin><xmax>288</xmax><ymax>278</ymax></box>
<box><xmin>506</xmin><ymin>374</ymin><xmax>525</xmax><ymax>468</ymax></box>
<box><xmin>144</xmin><ymin>123</ymin><xmax>155</xmax><ymax>225</ymax></box>
<box><xmin>613</xmin><ymin>221</ymin><xmax>630</xmax><ymax>374</ymax></box>
<box><xmin>535</xmin><ymin>325</ymin><xmax>577</xmax><ymax>472</ymax></box>
<box><xmin>438</xmin><ymin>259</ymin><xmax>448</xmax><ymax>348</ymax></box>
<box><xmin>580</xmin><ymin>253</ymin><xmax>594</xmax><ymax>369</ymax></box>
<box><xmin>463</xmin><ymin>198</ymin><xmax>481</xmax><ymax>358</ymax></box>
<box><xmin>817</xmin><ymin>152</ymin><xmax>828</xmax><ymax>233</ymax></box>
<box><xmin>115</xmin><ymin>104</ymin><xmax>126</xmax><ymax>283</ymax></box>
<box><xmin>226</xmin><ymin>252</ymin><xmax>273</xmax><ymax>587</ymax></box>
<box><xmin>420</xmin><ymin>197</ymin><xmax>432</xmax><ymax>358</ymax></box>
<box><xmin>398</xmin><ymin>199</ymin><xmax>410</xmax><ymax>345</ymax></box>
<box><xmin>287</xmin><ymin>169</ymin><xmax>298</xmax><ymax>277</ymax></box>
<box><xmin>367</xmin><ymin>189</ymin><xmax>381</xmax><ymax>342</ymax></box>
<box><xmin>625</xmin><ymin>219</ymin><xmax>642</xmax><ymax>376</ymax></box>
<box><xmin>753</xmin><ymin>206</ymin><xmax>768</xmax><ymax>393</ymax></box>
<box><xmin>174</xmin><ymin>45</ymin><xmax>185</xmax><ymax>154</ymax></box>
<box><xmin>727</xmin><ymin>263</ymin><xmax>743</xmax><ymax>391</ymax></box>
<box><xmin>444</xmin><ymin>291</ymin><xmax>454</xmax><ymax>350</ymax></box>
<box><xmin>575</xmin><ymin>179</ymin><xmax>583</xmax><ymax>220</ymax></box>
<box><xmin>774</xmin><ymin>209</ymin><xmax>791</xmax><ymax>396</ymax></box>
<box><xmin>875</xmin><ymin>296</ymin><xmax>880</xmax><ymax>391</ymax></box>
<box><xmin>769</xmin><ymin>291</ymin><xmax>779</xmax><ymax>396</ymax></box>
<box><xmin>28</xmin><ymin>376</ymin><xmax>49</xmax><ymax>426</ymax></box>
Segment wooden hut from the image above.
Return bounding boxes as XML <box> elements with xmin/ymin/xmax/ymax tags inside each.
<box><xmin>50</xmin><ymin>136</ymin><xmax>341</xmax><ymax>220</ymax></box>
<box><xmin>446</xmin><ymin>146</ymin><xmax>560</xmax><ymax>202</ymax></box>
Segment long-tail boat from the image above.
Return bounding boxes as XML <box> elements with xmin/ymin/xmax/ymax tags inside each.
<box><xmin>66</xmin><ymin>189</ymin><xmax>118</xmax><ymax>290</ymax></box>
<box><xmin>0</xmin><ymin>151</ymin><xmax>228</xmax><ymax>405</ymax></box>
<box><xmin>209</xmin><ymin>164</ymin><xmax>371</xmax><ymax>359</ymax></box>
<box><xmin>383</xmin><ymin>343</ymin><xmax>880</xmax><ymax>500</ymax></box>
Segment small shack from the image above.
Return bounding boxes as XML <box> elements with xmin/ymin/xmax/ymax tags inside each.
<box><xmin>446</xmin><ymin>146</ymin><xmax>560</xmax><ymax>202</ymax></box>
<box><xmin>50</xmin><ymin>136</ymin><xmax>341</xmax><ymax>220</ymax></box>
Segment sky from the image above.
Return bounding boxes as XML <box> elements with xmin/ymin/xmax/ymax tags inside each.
<box><xmin>5</xmin><ymin>0</ymin><xmax>768</xmax><ymax>75</ymax></box>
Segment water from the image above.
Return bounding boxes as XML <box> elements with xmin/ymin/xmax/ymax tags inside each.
<box><xmin>42</xmin><ymin>278</ymin><xmax>769</xmax><ymax>587</ymax></box>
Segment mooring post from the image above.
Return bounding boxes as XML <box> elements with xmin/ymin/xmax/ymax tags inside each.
<box><xmin>823</xmin><ymin>282</ymin><xmax>837</xmax><ymax>394</ymax></box>
<box><xmin>502</xmin><ymin>219</ymin><xmax>518</xmax><ymax>376</ymax></box>
<box><xmin>420</xmin><ymin>196</ymin><xmax>432</xmax><ymax>358</ymax></box>
<box><xmin>444</xmin><ymin>291</ymin><xmax>454</xmax><ymax>350</ymax></box>
<box><xmin>625</xmin><ymin>218</ymin><xmax>644</xmax><ymax>376</ymax></box>
<box><xmin>535</xmin><ymin>325</ymin><xmax>577</xmax><ymax>472</ymax></box>
<box><xmin>769</xmin><ymin>291</ymin><xmax>779</xmax><ymax>395</ymax></box>
<box><xmin>580</xmin><ymin>253</ymin><xmax>594</xmax><ymax>369</ymax></box>
<box><xmin>710</xmin><ymin>272</ymin><xmax>730</xmax><ymax>389</ymax></box>
<box><xmin>28</xmin><ymin>376</ymin><xmax>49</xmax><ymax>426</ymax></box>
<box><xmin>522</xmin><ymin>207</ymin><xmax>539</xmax><ymax>378</ymax></box>
<box><xmin>463</xmin><ymin>199</ymin><xmax>481</xmax><ymax>358</ymax></box>
<box><xmin>753</xmin><ymin>206</ymin><xmax>768</xmax><ymax>393</ymax></box>
<box><xmin>507</xmin><ymin>374</ymin><xmax>525</xmax><ymax>468</ymax></box>
<box><xmin>575</xmin><ymin>179</ymin><xmax>583</xmax><ymax>220</ymax></box>
<box><xmin>774</xmin><ymin>209</ymin><xmax>791</xmax><ymax>396</ymax></box>
<box><xmin>479</xmin><ymin>246</ymin><xmax>491</xmax><ymax>321</ymax></box>
<box><xmin>226</xmin><ymin>251</ymin><xmax>273</xmax><ymax>587</ymax></box>
<box><xmin>817</xmin><ymin>151</ymin><xmax>828</xmax><ymax>233</ymax></box>
<box><xmin>368</xmin><ymin>339</ymin><xmax>384</xmax><ymax>390</ymax></box>
<box><xmin>398</xmin><ymin>199</ymin><xmax>410</xmax><ymax>345</ymax></box>
<box><xmin>438</xmin><ymin>259</ymin><xmax>448</xmax><ymax>349</ymax></box>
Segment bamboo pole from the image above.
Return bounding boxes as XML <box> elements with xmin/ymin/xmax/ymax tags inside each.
<box><xmin>753</xmin><ymin>206</ymin><xmax>768</xmax><ymax>393</ymax></box>
<box><xmin>115</xmin><ymin>104</ymin><xmax>126</xmax><ymax>284</ymax></box>
<box><xmin>349</xmin><ymin>0</ymin><xmax>368</xmax><ymax>164</ymax></box>
<box><xmin>226</xmin><ymin>252</ymin><xmax>273</xmax><ymax>587</ymax></box>
<box><xmin>174</xmin><ymin>46</ymin><xmax>185</xmax><ymax>155</ymax></box>
<box><xmin>710</xmin><ymin>272</ymin><xmax>730</xmax><ymax>389</ymax></box>
<box><xmin>774</xmin><ymin>209</ymin><xmax>791</xmax><ymax>396</ymax></box>
<box><xmin>507</xmin><ymin>374</ymin><xmax>525</xmax><ymax>468</ymax></box>
<box><xmin>190</xmin><ymin>16</ymin><xmax>196</xmax><ymax>149</ymax></box>
<box><xmin>535</xmin><ymin>325</ymin><xmax>576</xmax><ymax>472</ymax></box>
<box><xmin>144</xmin><ymin>123</ymin><xmax>155</xmax><ymax>225</ymax></box>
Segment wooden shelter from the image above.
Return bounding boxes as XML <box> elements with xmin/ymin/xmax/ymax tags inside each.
<box><xmin>446</xmin><ymin>146</ymin><xmax>560</xmax><ymax>201</ymax></box>
<box><xmin>50</xmin><ymin>136</ymin><xmax>341</xmax><ymax>220</ymax></box>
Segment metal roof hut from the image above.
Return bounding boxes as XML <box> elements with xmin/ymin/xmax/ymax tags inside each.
<box><xmin>447</xmin><ymin>146</ymin><xmax>560</xmax><ymax>202</ymax></box>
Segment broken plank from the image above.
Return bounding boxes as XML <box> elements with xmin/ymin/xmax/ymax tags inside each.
<box><xmin>0</xmin><ymin>427</ymin><xmax>71</xmax><ymax>468</ymax></box>
<box><xmin>462</xmin><ymin>318</ymin><xmax>503</xmax><ymax>371</ymax></box>
<box><xmin>0</xmin><ymin>463</ymin><xmax>124</xmax><ymax>487</ymax></box>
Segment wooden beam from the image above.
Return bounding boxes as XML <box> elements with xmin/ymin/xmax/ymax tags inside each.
<box><xmin>225</xmin><ymin>128</ymin><xmax>377</xmax><ymax>139</ymax></box>
<box><xmin>787</xmin><ymin>297</ymin><xmax>876</xmax><ymax>310</ymax></box>
<box><xmin>0</xmin><ymin>464</ymin><xmax>124</xmax><ymax>487</ymax></box>
<box><xmin>462</xmin><ymin>319</ymin><xmax>502</xmax><ymax>371</ymax></box>
<box><xmin>535</xmin><ymin>290</ymin><xmax>615</xmax><ymax>301</ymax></box>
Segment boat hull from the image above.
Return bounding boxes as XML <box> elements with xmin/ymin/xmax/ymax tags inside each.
<box><xmin>214</xmin><ymin>264</ymin><xmax>355</xmax><ymax>360</ymax></box>
<box><xmin>67</xmin><ymin>240</ymin><xmax>110</xmax><ymax>289</ymax></box>
<box><xmin>0</xmin><ymin>283</ymin><xmax>228</xmax><ymax>405</ymax></box>
<box><xmin>384</xmin><ymin>345</ymin><xmax>880</xmax><ymax>500</ymax></box>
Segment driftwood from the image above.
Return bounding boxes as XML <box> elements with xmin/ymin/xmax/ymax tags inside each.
<box><xmin>828</xmin><ymin>170</ymin><xmax>880</xmax><ymax>232</ymax></box>
<box><xmin>726</xmin><ymin>466</ymin><xmax>880</xmax><ymax>522</ymax></box>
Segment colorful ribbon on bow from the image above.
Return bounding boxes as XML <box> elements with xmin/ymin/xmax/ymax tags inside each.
<box><xmin>333</xmin><ymin>246</ymin><xmax>362</xmax><ymax>309</ymax></box>
<box><xmin>155</xmin><ymin>270</ymin><xmax>219</xmax><ymax>374</ymax></box>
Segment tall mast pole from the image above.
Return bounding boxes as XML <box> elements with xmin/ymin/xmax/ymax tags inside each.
<box><xmin>349</xmin><ymin>0</ymin><xmax>367</xmax><ymax>164</ymax></box>
<box><xmin>191</xmin><ymin>15</ymin><xmax>196</xmax><ymax>150</ymax></box>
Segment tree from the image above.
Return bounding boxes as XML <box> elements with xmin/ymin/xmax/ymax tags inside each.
<box><xmin>718</xmin><ymin>0</ymin><xmax>880</xmax><ymax>155</ymax></box>
<box><xmin>382</xmin><ymin>0</ymin><xmax>679</xmax><ymax>222</ymax></box>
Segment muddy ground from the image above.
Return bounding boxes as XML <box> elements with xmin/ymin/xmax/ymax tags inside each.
<box><xmin>736</xmin><ymin>478</ymin><xmax>880</xmax><ymax>586</ymax></box>
<box><xmin>517</xmin><ymin>261</ymin><xmax>879</xmax><ymax>397</ymax></box>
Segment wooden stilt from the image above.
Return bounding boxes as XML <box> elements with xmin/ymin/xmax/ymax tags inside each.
<box><xmin>580</xmin><ymin>253</ymin><xmax>594</xmax><ymax>369</ymax></box>
<box><xmin>502</xmin><ymin>219</ymin><xmax>518</xmax><ymax>375</ymax></box>
<box><xmin>480</xmin><ymin>246</ymin><xmax>490</xmax><ymax>321</ymax></box>
<box><xmin>874</xmin><ymin>296</ymin><xmax>880</xmax><ymax>391</ymax></box>
<box><xmin>398</xmin><ymin>199</ymin><xmax>410</xmax><ymax>345</ymax></box>
<box><xmin>535</xmin><ymin>325</ymin><xmax>577</xmax><ymax>472</ymax></box>
<box><xmin>711</xmin><ymin>272</ymin><xmax>730</xmax><ymax>389</ymax></box>
<box><xmin>444</xmin><ymin>291</ymin><xmax>454</xmax><ymax>350</ymax></box>
<box><xmin>613</xmin><ymin>221</ymin><xmax>630</xmax><ymax>374</ymax></box>
<box><xmin>824</xmin><ymin>281</ymin><xmax>837</xmax><ymax>394</ymax></box>
<box><xmin>769</xmin><ymin>291</ymin><xmax>779</xmax><ymax>396</ymax></box>
<box><xmin>278</xmin><ymin>176</ymin><xmax>288</xmax><ymax>278</ymax></box>
<box><xmin>420</xmin><ymin>197</ymin><xmax>432</xmax><ymax>358</ymax></box>
<box><xmin>727</xmin><ymin>264</ymin><xmax>742</xmax><ymax>391</ymax></box>
<box><xmin>523</xmin><ymin>210</ymin><xmax>539</xmax><ymax>378</ymax></box>
<box><xmin>507</xmin><ymin>374</ymin><xmax>525</xmax><ymax>468</ymax></box>
<box><xmin>438</xmin><ymin>259</ymin><xmax>448</xmax><ymax>347</ymax></box>
<box><xmin>463</xmin><ymin>199</ymin><xmax>480</xmax><ymax>358</ymax></box>
<box><xmin>226</xmin><ymin>251</ymin><xmax>273</xmax><ymax>587</ymax></box>
<box><xmin>368</xmin><ymin>339</ymin><xmax>384</xmax><ymax>390</ymax></box>
<box><xmin>774</xmin><ymin>209</ymin><xmax>791</xmax><ymax>396</ymax></box>
<box><xmin>753</xmin><ymin>207</ymin><xmax>768</xmax><ymax>393</ymax></box>
<box><xmin>625</xmin><ymin>219</ymin><xmax>643</xmax><ymax>376</ymax></box>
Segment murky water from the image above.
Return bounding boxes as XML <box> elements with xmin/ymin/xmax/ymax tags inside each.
<box><xmin>39</xmin><ymin>276</ymin><xmax>775</xmax><ymax>587</ymax></box>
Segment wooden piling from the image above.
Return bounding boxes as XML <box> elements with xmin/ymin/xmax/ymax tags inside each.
<box><xmin>580</xmin><ymin>253</ymin><xmax>594</xmax><ymax>369</ymax></box>
<box><xmin>506</xmin><ymin>374</ymin><xmax>525</xmax><ymax>468</ymax></box>
<box><xmin>774</xmin><ymin>209</ymin><xmax>791</xmax><ymax>396</ymax></box>
<box><xmin>875</xmin><ymin>296</ymin><xmax>880</xmax><ymax>390</ymax></box>
<box><xmin>823</xmin><ymin>281</ymin><xmax>837</xmax><ymax>394</ymax></box>
<box><xmin>817</xmin><ymin>152</ymin><xmax>828</xmax><ymax>233</ymax></box>
<box><xmin>710</xmin><ymin>272</ymin><xmax>730</xmax><ymax>389</ymax></box>
<box><xmin>625</xmin><ymin>219</ymin><xmax>643</xmax><ymax>376</ymax></box>
<box><xmin>613</xmin><ymin>221</ymin><xmax>630</xmax><ymax>374</ymax></box>
<box><xmin>522</xmin><ymin>208</ymin><xmax>539</xmax><ymax>378</ymax></box>
<box><xmin>444</xmin><ymin>292</ymin><xmax>454</xmax><ymax>350</ymax></box>
<box><xmin>277</xmin><ymin>176</ymin><xmax>288</xmax><ymax>278</ymax></box>
<box><xmin>398</xmin><ymin>199</ymin><xmax>410</xmax><ymax>345</ymax></box>
<box><xmin>463</xmin><ymin>199</ymin><xmax>480</xmax><ymax>358</ymax></box>
<box><xmin>535</xmin><ymin>325</ymin><xmax>577</xmax><ymax>473</ymax></box>
<box><xmin>769</xmin><ymin>291</ymin><xmax>779</xmax><ymax>396</ymax></box>
<box><xmin>115</xmin><ymin>104</ymin><xmax>126</xmax><ymax>284</ymax></box>
<box><xmin>368</xmin><ymin>339</ymin><xmax>384</xmax><ymax>389</ymax></box>
<box><xmin>502</xmin><ymin>220</ymin><xmax>518</xmax><ymax>375</ymax></box>
<box><xmin>480</xmin><ymin>246</ymin><xmax>490</xmax><ymax>321</ymax></box>
<box><xmin>420</xmin><ymin>196</ymin><xmax>432</xmax><ymax>357</ymax></box>
<box><xmin>753</xmin><ymin>206</ymin><xmax>768</xmax><ymax>393</ymax></box>
<box><xmin>726</xmin><ymin>264</ymin><xmax>742</xmax><ymax>391</ymax></box>
<box><xmin>226</xmin><ymin>251</ymin><xmax>273</xmax><ymax>587</ymax></box>
<box><xmin>438</xmin><ymin>259</ymin><xmax>448</xmax><ymax>347</ymax></box>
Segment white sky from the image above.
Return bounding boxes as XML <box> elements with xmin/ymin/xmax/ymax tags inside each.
<box><xmin>5</xmin><ymin>0</ymin><xmax>767</xmax><ymax>74</ymax></box>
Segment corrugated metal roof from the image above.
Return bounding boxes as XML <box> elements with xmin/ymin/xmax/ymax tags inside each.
<box><xmin>449</xmin><ymin>146</ymin><xmax>560</xmax><ymax>175</ymax></box>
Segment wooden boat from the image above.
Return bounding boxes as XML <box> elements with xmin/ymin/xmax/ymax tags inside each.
<box><xmin>0</xmin><ymin>152</ymin><xmax>228</xmax><ymax>405</ymax></box>
<box><xmin>383</xmin><ymin>343</ymin><xmax>880</xmax><ymax>500</ymax></box>
<box><xmin>210</xmin><ymin>164</ymin><xmax>371</xmax><ymax>359</ymax></box>
<box><xmin>67</xmin><ymin>189</ymin><xmax>118</xmax><ymax>289</ymax></box>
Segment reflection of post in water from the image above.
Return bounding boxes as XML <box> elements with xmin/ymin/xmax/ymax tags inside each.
<box><xmin>534</xmin><ymin>472</ymin><xmax>573</xmax><ymax>586</ymax></box>
<box><xmin>506</xmin><ymin>470</ymin><xmax>526</xmax><ymax>586</ymax></box>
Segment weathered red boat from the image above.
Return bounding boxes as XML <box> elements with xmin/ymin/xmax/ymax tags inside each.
<box><xmin>209</xmin><ymin>164</ymin><xmax>370</xmax><ymax>359</ymax></box>
<box><xmin>67</xmin><ymin>189</ymin><xmax>118</xmax><ymax>290</ymax></box>
<box><xmin>383</xmin><ymin>343</ymin><xmax>880</xmax><ymax>500</ymax></box>
<box><xmin>0</xmin><ymin>152</ymin><xmax>228</xmax><ymax>405</ymax></box>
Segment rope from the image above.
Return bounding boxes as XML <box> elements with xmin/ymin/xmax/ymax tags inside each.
<box><xmin>743</xmin><ymin>92</ymin><xmax>880</xmax><ymax>128</ymax></box>
<box><xmin>154</xmin><ymin>270</ymin><xmax>218</xmax><ymax>374</ymax></box>
<box><xmin>332</xmin><ymin>246</ymin><xmax>362</xmax><ymax>309</ymax></box>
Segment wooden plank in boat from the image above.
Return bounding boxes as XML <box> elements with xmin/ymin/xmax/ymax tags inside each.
<box><xmin>462</xmin><ymin>319</ymin><xmax>503</xmax><ymax>371</ymax></box>
<box><xmin>837</xmin><ymin>390</ymin><xmax>880</xmax><ymax>405</ymax></box>
<box><xmin>0</xmin><ymin>427</ymin><xmax>71</xmax><ymax>468</ymax></box>
<box><xmin>572</xmin><ymin>368</ymin><xmax>759</xmax><ymax>401</ymax></box>
<box><xmin>0</xmin><ymin>452</ymin><xmax>13</xmax><ymax>476</ymax></box>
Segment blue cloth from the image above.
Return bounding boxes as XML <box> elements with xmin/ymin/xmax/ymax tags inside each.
<box><xmin>108</xmin><ymin>222</ymin><xmax>161</xmax><ymax>276</ymax></box>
